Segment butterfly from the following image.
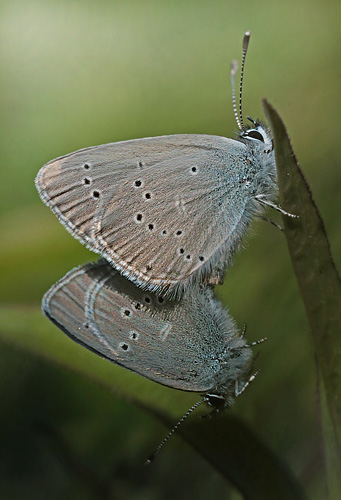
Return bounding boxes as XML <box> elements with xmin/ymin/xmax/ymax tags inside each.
<box><xmin>43</xmin><ymin>259</ymin><xmax>254</xmax><ymax>409</ymax></box>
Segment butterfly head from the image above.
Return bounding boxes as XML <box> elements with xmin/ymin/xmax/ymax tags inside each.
<box><xmin>239</xmin><ymin>117</ymin><xmax>273</xmax><ymax>153</ymax></box>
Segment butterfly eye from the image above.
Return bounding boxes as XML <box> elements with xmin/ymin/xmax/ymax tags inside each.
<box><xmin>206</xmin><ymin>394</ymin><xmax>226</xmax><ymax>409</ymax></box>
<box><xmin>244</xmin><ymin>130</ymin><xmax>265</xmax><ymax>142</ymax></box>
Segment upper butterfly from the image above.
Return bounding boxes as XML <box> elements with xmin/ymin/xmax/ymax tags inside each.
<box><xmin>35</xmin><ymin>32</ymin><xmax>277</xmax><ymax>298</ymax></box>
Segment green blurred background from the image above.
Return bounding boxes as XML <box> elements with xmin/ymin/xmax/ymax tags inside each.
<box><xmin>0</xmin><ymin>1</ymin><xmax>340</xmax><ymax>498</ymax></box>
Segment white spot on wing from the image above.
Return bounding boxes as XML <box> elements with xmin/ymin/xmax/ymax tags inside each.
<box><xmin>160</xmin><ymin>323</ymin><xmax>172</xmax><ymax>341</ymax></box>
<box><xmin>175</xmin><ymin>195</ymin><xmax>187</xmax><ymax>214</ymax></box>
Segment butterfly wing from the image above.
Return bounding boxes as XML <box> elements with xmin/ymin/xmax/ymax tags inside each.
<box><xmin>43</xmin><ymin>260</ymin><xmax>245</xmax><ymax>392</ymax></box>
<box><xmin>36</xmin><ymin>135</ymin><xmax>252</xmax><ymax>295</ymax></box>
<box><xmin>35</xmin><ymin>140</ymin><xmax>142</xmax><ymax>253</ymax></box>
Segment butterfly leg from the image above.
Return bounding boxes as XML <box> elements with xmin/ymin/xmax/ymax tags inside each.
<box><xmin>202</xmin><ymin>272</ymin><xmax>225</xmax><ymax>287</ymax></box>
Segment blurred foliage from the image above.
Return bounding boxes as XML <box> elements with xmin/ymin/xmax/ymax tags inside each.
<box><xmin>264</xmin><ymin>99</ymin><xmax>341</xmax><ymax>499</ymax></box>
<box><xmin>0</xmin><ymin>1</ymin><xmax>340</xmax><ymax>499</ymax></box>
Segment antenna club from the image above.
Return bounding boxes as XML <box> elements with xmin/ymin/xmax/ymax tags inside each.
<box><xmin>243</xmin><ymin>31</ymin><xmax>251</xmax><ymax>49</ymax></box>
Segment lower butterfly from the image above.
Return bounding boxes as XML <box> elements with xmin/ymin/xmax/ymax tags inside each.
<box><xmin>43</xmin><ymin>260</ymin><xmax>255</xmax><ymax>408</ymax></box>
<box><xmin>44</xmin><ymin>259</ymin><xmax>263</xmax><ymax>459</ymax></box>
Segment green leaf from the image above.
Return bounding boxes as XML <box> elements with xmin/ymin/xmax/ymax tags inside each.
<box><xmin>263</xmin><ymin>99</ymin><xmax>341</xmax><ymax>499</ymax></box>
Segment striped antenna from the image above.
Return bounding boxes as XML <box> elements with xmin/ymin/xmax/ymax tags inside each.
<box><xmin>231</xmin><ymin>60</ymin><xmax>242</xmax><ymax>130</ymax></box>
<box><xmin>238</xmin><ymin>31</ymin><xmax>251</xmax><ymax>130</ymax></box>
<box><xmin>230</xmin><ymin>31</ymin><xmax>251</xmax><ymax>131</ymax></box>
<box><xmin>145</xmin><ymin>398</ymin><xmax>207</xmax><ymax>465</ymax></box>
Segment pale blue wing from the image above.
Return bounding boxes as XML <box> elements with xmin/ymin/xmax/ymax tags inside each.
<box><xmin>42</xmin><ymin>261</ymin><xmax>252</xmax><ymax>393</ymax></box>
<box><xmin>36</xmin><ymin>134</ymin><xmax>257</xmax><ymax>295</ymax></box>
